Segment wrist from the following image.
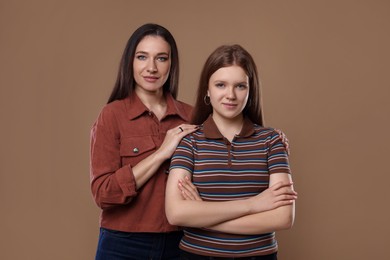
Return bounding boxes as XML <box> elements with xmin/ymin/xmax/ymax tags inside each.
<box><xmin>153</xmin><ymin>148</ymin><xmax>169</xmax><ymax>163</ymax></box>
<box><xmin>246</xmin><ymin>197</ymin><xmax>262</xmax><ymax>215</ymax></box>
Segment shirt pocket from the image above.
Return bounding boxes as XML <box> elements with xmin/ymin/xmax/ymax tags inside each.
<box><xmin>119</xmin><ymin>136</ymin><xmax>156</xmax><ymax>166</ymax></box>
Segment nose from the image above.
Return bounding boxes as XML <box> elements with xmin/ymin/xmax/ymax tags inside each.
<box><xmin>147</xmin><ymin>60</ymin><xmax>157</xmax><ymax>73</ymax></box>
<box><xmin>226</xmin><ymin>86</ymin><xmax>236</xmax><ymax>100</ymax></box>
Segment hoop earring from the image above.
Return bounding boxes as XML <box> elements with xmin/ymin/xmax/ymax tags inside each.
<box><xmin>204</xmin><ymin>95</ymin><xmax>211</xmax><ymax>105</ymax></box>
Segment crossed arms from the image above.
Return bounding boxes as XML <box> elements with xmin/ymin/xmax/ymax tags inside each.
<box><xmin>165</xmin><ymin>168</ymin><xmax>297</xmax><ymax>235</ymax></box>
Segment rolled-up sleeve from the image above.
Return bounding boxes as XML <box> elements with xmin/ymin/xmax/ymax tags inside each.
<box><xmin>90</xmin><ymin>106</ymin><xmax>137</xmax><ymax>209</ymax></box>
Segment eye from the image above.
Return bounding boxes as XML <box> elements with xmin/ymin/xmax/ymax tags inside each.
<box><xmin>215</xmin><ymin>82</ymin><xmax>225</xmax><ymax>88</ymax></box>
<box><xmin>236</xmin><ymin>84</ymin><xmax>248</xmax><ymax>89</ymax></box>
<box><xmin>156</xmin><ymin>56</ymin><xmax>169</xmax><ymax>62</ymax></box>
<box><xmin>136</xmin><ymin>55</ymin><xmax>147</xmax><ymax>60</ymax></box>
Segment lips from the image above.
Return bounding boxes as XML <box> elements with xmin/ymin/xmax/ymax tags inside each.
<box><xmin>222</xmin><ymin>103</ymin><xmax>237</xmax><ymax>109</ymax></box>
<box><xmin>143</xmin><ymin>76</ymin><xmax>159</xmax><ymax>83</ymax></box>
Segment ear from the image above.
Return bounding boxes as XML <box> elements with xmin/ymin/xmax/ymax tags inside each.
<box><xmin>206</xmin><ymin>90</ymin><xmax>210</xmax><ymax>97</ymax></box>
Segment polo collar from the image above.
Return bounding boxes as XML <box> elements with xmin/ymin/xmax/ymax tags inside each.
<box><xmin>203</xmin><ymin>115</ymin><xmax>255</xmax><ymax>139</ymax></box>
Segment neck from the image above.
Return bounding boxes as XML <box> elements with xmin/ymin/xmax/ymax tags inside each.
<box><xmin>135</xmin><ymin>88</ymin><xmax>167</xmax><ymax>121</ymax></box>
<box><xmin>212</xmin><ymin>114</ymin><xmax>244</xmax><ymax>142</ymax></box>
<box><xmin>135</xmin><ymin>87</ymin><xmax>166</xmax><ymax>111</ymax></box>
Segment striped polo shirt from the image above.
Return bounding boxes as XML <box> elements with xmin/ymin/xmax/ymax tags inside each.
<box><xmin>170</xmin><ymin>115</ymin><xmax>291</xmax><ymax>257</ymax></box>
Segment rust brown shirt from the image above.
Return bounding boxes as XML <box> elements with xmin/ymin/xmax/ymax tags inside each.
<box><xmin>90</xmin><ymin>93</ymin><xmax>192</xmax><ymax>232</ymax></box>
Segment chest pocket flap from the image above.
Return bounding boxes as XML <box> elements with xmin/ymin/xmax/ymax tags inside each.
<box><xmin>120</xmin><ymin>136</ymin><xmax>156</xmax><ymax>157</ymax></box>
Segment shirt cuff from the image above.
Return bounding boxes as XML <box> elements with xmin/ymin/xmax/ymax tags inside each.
<box><xmin>116</xmin><ymin>164</ymin><xmax>137</xmax><ymax>197</ymax></box>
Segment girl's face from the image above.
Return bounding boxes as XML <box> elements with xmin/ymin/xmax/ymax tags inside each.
<box><xmin>208</xmin><ymin>65</ymin><xmax>249</xmax><ymax>122</ymax></box>
<box><xmin>133</xmin><ymin>35</ymin><xmax>171</xmax><ymax>94</ymax></box>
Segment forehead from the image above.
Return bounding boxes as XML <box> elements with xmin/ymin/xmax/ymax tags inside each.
<box><xmin>210</xmin><ymin>65</ymin><xmax>248</xmax><ymax>81</ymax></box>
<box><xmin>136</xmin><ymin>35</ymin><xmax>170</xmax><ymax>54</ymax></box>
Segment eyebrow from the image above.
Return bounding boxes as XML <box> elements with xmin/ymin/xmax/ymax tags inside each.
<box><xmin>213</xmin><ymin>80</ymin><xmax>249</xmax><ymax>85</ymax></box>
<box><xmin>135</xmin><ymin>51</ymin><xmax>170</xmax><ymax>56</ymax></box>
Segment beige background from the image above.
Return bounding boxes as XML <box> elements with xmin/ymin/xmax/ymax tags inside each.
<box><xmin>1</xmin><ymin>0</ymin><xmax>389</xmax><ymax>259</ymax></box>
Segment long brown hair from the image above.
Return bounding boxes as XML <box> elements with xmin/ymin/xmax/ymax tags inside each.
<box><xmin>107</xmin><ymin>23</ymin><xmax>180</xmax><ymax>103</ymax></box>
<box><xmin>191</xmin><ymin>44</ymin><xmax>264</xmax><ymax>126</ymax></box>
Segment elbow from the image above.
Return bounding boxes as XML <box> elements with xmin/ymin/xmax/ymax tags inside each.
<box><xmin>91</xmin><ymin>183</ymin><xmax>104</xmax><ymax>209</ymax></box>
<box><xmin>280</xmin><ymin>214</ymin><xmax>294</xmax><ymax>230</ymax></box>
<box><xmin>166</xmin><ymin>215</ymin><xmax>179</xmax><ymax>226</ymax></box>
<box><xmin>273</xmin><ymin>205</ymin><xmax>295</xmax><ymax>231</ymax></box>
<box><xmin>93</xmin><ymin>193</ymin><xmax>133</xmax><ymax>210</ymax></box>
<box><xmin>166</xmin><ymin>209</ymin><xmax>182</xmax><ymax>226</ymax></box>
<box><xmin>91</xmin><ymin>189</ymin><xmax>112</xmax><ymax>210</ymax></box>
<box><xmin>165</xmin><ymin>203</ymin><xmax>187</xmax><ymax>226</ymax></box>
<box><xmin>93</xmin><ymin>194</ymin><xmax>112</xmax><ymax>210</ymax></box>
<box><xmin>279</xmin><ymin>209</ymin><xmax>295</xmax><ymax>230</ymax></box>
<box><xmin>91</xmin><ymin>182</ymin><xmax>134</xmax><ymax>210</ymax></box>
<box><xmin>91</xmin><ymin>182</ymin><xmax>109</xmax><ymax>209</ymax></box>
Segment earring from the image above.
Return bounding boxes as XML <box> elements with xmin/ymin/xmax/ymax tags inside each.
<box><xmin>204</xmin><ymin>95</ymin><xmax>210</xmax><ymax>105</ymax></box>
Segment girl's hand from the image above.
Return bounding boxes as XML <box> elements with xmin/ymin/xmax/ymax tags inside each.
<box><xmin>248</xmin><ymin>181</ymin><xmax>297</xmax><ymax>213</ymax></box>
<box><xmin>178</xmin><ymin>176</ymin><xmax>202</xmax><ymax>201</ymax></box>
<box><xmin>178</xmin><ymin>177</ymin><xmax>297</xmax><ymax>211</ymax></box>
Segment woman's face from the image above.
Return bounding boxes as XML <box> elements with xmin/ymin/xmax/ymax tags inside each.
<box><xmin>208</xmin><ymin>65</ymin><xmax>249</xmax><ymax>122</ymax></box>
<box><xmin>133</xmin><ymin>35</ymin><xmax>171</xmax><ymax>94</ymax></box>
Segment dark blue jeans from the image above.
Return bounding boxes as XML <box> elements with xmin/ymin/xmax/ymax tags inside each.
<box><xmin>96</xmin><ymin>228</ymin><xmax>183</xmax><ymax>260</ymax></box>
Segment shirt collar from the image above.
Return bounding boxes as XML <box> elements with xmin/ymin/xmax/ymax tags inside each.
<box><xmin>203</xmin><ymin>114</ymin><xmax>255</xmax><ymax>139</ymax></box>
<box><xmin>125</xmin><ymin>92</ymin><xmax>189</xmax><ymax>121</ymax></box>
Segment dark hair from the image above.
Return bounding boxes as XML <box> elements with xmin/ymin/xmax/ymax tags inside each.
<box><xmin>107</xmin><ymin>23</ymin><xmax>179</xmax><ymax>103</ymax></box>
<box><xmin>191</xmin><ymin>44</ymin><xmax>264</xmax><ymax>126</ymax></box>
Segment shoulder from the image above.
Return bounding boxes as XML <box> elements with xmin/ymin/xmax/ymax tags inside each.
<box><xmin>182</xmin><ymin>125</ymin><xmax>205</xmax><ymax>142</ymax></box>
<box><xmin>253</xmin><ymin>125</ymin><xmax>290</xmax><ymax>154</ymax></box>
<box><xmin>104</xmin><ymin>99</ymin><xmax>127</xmax><ymax>112</ymax></box>
<box><xmin>253</xmin><ymin>125</ymin><xmax>289</xmax><ymax>143</ymax></box>
<box><xmin>253</xmin><ymin>125</ymin><xmax>287</xmax><ymax>136</ymax></box>
<box><xmin>94</xmin><ymin>99</ymin><xmax>127</xmax><ymax>126</ymax></box>
<box><xmin>174</xmin><ymin>99</ymin><xmax>193</xmax><ymax>120</ymax></box>
<box><xmin>253</xmin><ymin>125</ymin><xmax>276</xmax><ymax>137</ymax></box>
<box><xmin>175</xmin><ymin>99</ymin><xmax>193</xmax><ymax>111</ymax></box>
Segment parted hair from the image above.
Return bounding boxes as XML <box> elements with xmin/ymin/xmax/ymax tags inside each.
<box><xmin>191</xmin><ymin>44</ymin><xmax>264</xmax><ymax>126</ymax></box>
<box><xmin>107</xmin><ymin>23</ymin><xmax>179</xmax><ymax>103</ymax></box>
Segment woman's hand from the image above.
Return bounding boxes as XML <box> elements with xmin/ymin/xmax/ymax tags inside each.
<box><xmin>275</xmin><ymin>129</ymin><xmax>290</xmax><ymax>155</ymax></box>
<box><xmin>178</xmin><ymin>176</ymin><xmax>202</xmax><ymax>201</ymax></box>
<box><xmin>131</xmin><ymin>124</ymin><xmax>197</xmax><ymax>189</ymax></box>
<box><xmin>156</xmin><ymin>124</ymin><xmax>198</xmax><ymax>161</ymax></box>
<box><xmin>248</xmin><ymin>181</ymin><xmax>297</xmax><ymax>213</ymax></box>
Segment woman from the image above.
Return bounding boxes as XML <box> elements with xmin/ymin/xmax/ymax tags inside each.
<box><xmin>165</xmin><ymin>44</ymin><xmax>297</xmax><ymax>259</ymax></box>
<box><xmin>90</xmin><ymin>23</ymin><xmax>197</xmax><ymax>259</ymax></box>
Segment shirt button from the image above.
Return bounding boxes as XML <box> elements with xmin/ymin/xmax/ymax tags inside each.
<box><xmin>133</xmin><ymin>148</ymin><xmax>139</xmax><ymax>154</ymax></box>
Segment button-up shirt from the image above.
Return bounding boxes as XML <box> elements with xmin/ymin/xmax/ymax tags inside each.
<box><xmin>90</xmin><ymin>93</ymin><xmax>192</xmax><ymax>232</ymax></box>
